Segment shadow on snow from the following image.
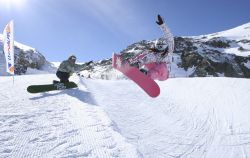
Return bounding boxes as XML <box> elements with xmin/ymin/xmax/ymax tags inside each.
<box><xmin>29</xmin><ymin>88</ymin><xmax>97</xmax><ymax>106</ymax></box>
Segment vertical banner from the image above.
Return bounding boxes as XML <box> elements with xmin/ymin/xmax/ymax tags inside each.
<box><xmin>3</xmin><ymin>20</ymin><xmax>14</xmax><ymax>75</ymax></box>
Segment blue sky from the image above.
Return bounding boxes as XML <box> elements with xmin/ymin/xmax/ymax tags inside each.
<box><xmin>0</xmin><ymin>0</ymin><xmax>249</xmax><ymax>62</ymax></box>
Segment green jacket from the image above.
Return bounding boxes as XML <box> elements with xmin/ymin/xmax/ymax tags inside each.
<box><xmin>57</xmin><ymin>60</ymin><xmax>89</xmax><ymax>74</ymax></box>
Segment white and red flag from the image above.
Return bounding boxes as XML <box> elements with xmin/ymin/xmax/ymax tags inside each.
<box><xmin>3</xmin><ymin>20</ymin><xmax>14</xmax><ymax>75</ymax></box>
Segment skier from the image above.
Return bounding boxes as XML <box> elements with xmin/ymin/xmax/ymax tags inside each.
<box><xmin>129</xmin><ymin>14</ymin><xmax>174</xmax><ymax>81</ymax></box>
<box><xmin>55</xmin><ymin>55</ymin><xmax>92</xmax><ymax>83</ymax></box>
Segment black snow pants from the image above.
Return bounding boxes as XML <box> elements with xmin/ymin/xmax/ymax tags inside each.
<box><xmin>56</xmin><ymin>71</ymin><xmax>70</xmax><ymax>83</ymax></box>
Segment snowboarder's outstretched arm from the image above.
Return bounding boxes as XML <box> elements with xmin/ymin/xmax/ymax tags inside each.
<box><xmin>129</xmin><ymin>15</ymin><xmax>174</xmax><ymax>66</ymax></box>
<box><xmin>74</xmin><ymin>61</ymin><xmax>93</xmax><ymax>72</ymax></box>
<box><xmin>156</xmin><ymin>14</ymin><xmax>174</xmax><ymax>54</ymax></box>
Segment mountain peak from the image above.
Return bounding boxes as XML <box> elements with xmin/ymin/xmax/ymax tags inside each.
<box><xmin>195</xmin><ymin>22</ymin><xmax>250</xmax><ymax>41</ymax></box>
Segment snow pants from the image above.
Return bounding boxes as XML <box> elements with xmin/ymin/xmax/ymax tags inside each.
<box><xmin>56</xmin><ymin>71</ymin><xmax>70</xmax><ymax>83</ymax></box>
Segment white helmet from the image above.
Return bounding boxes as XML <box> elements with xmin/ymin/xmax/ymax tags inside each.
<box><xmin>155</xmin><ymin>40</ymin><xmax>168</xmax><ymax>51</ymax></box>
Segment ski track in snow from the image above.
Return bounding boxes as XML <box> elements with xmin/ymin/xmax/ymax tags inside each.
<box><xmin>82</xmin><ymin>77</ymin><xmax>250</xmax><ymax>158</ymax></box>
<box><xmin>0</xmin><ymin>75</ymin><xmax>139</xmax><ymax>158</ymax></box>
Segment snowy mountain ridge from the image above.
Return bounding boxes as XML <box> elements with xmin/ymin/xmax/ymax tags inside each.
<box><xmin>196</xmin><ymin>22</ymin><xmax>250</xmax><ymax>41</ymax></box>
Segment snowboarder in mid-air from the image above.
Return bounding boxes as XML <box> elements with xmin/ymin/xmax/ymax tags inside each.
<box><xmin>112</xmin><ymin>14</ymin><xmax>174</xmax><ymax>97</ymax></box>
<box><xmin>55</xmin><ymin>55</ymin><xmax>92</xmax><ymax>83</ymax></box>
<box><xmin>128</xmin><ymin>14</ymin><xmax>174</xmax><ymax>81</ymax></box>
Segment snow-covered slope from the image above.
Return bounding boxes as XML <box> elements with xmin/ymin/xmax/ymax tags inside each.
<box><xmin>0</xmin><ymin>74</ymin><xmax>249</xmax><ymax>157</ymax></box>
<box><xmin>194</xmin><ymin>22</ymin><xmax>250</xmax><ymax>57</ymax></box>
<box><xmin>200</xmin><ymin>22</ymin><xmax>250</xmax><ymax>41</ymax></box>
<box><xmin>0</xmin><ymin>75</ymin><xmax>140</xmax><ymax>158</ymax></box>
<box><xmin>84</xmin><ymin>77</ymin><xmax>250</xmax><ymax>158</ymax></box>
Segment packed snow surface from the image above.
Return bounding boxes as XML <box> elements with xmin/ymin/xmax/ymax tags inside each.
<box><xmin>0</xmin><ymin>74</ymin><xmax>250</xmax><ymax>158</ymax></box>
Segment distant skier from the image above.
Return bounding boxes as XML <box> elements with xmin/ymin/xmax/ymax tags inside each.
<box><xmin>129</xmin><ymin>14</ymin><xmax>174</xmax><ymax>81</ymax></box>
<box><xmin>56</xmin><ymin>55</ymin><xmax>92</xmax><ymax>83</ymax></box>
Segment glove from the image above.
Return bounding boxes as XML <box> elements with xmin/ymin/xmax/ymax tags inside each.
<box><xmin>156</xmin><ymin>14</ymin><xmax>164</xmax><ymax>25</ymax></box>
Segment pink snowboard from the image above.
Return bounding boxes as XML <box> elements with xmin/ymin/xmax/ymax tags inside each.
<box><xmin>112</xmin><ymin>53</ymin><xmax>160</xmax><ymax>98</ymax></box>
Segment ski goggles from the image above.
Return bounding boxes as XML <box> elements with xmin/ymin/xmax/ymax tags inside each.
<box><xmin>69</xmin><ymin>56</ymin><xmax>77</xmax><ymax>60</ymax></box>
